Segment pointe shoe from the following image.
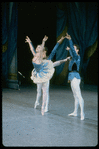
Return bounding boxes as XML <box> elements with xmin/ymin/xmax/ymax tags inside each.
<box><xmin>81</xmin><ymin>113</ymin><xmax>85</xmax><ymax>120</ymax></box>
<box><xmin>34</xmin><ymin>102</ymin><xmax>39</xmax><ymax>109</ymax></box>
<box><xmin>68</xmin><ymin>112</ymin><xmax>77</xmax><ymax>117</ymax></box>
<box><xmin>41</xmin><ymin>110</ymin><xmax>44</xmax><ymax>116</ymax></box>
<box><xmin>44</xmin><ymin>107</ymin><xmax>48</xmax><ymax>113</ymax></box>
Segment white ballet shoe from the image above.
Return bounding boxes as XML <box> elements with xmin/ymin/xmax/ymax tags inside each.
<box><xmin>34</xmin><ymin>102</ymin><xmax>39</xmax><ymax>109</ymax></box>
<box><xmin>41</xmin><ymin>109</ymin><xmax>44</xmax><ymax>116</ymax></box>
<box><xmin>68</xmin><ymin>112</ymin><xmax>77</xmax><ymax>117</ymax></box>
<box><xmin>81</xmin><ymin>113</ymin><xmax>85</xmax><ymax>120</ymax></box>
<box><xmin>44</xmin><ymin>107</ymin><xmax>48</xmax><ymax>113</ymax></box>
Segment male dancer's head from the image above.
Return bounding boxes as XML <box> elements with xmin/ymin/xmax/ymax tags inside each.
<box><xmin>74</xmin><ymin>44</ymin><xmax>80</xmax><ymax>55</ymax></box>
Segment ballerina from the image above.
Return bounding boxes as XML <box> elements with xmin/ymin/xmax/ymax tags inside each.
<box><xmin>25</xmin><ymin>35</ymin><xmax>70</xmax><ymax>115</ymax></box>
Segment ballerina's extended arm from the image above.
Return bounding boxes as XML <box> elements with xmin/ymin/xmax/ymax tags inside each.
<box><xmin>25</xmin><ymin>36</ymin><xmax>36</xmax><ymax>56</ymax></box>
<box><xmin>41</xmin><ymin>35</ymin><xmax>48</xmax><ymax>50</ymax></box>
<box><xmin>53</xmin><ymin>56</ymin><xmax>71</xmax><ymax>67</ymax></box>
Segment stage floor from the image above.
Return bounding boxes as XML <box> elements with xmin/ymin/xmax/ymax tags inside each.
<box><xmin>2</xmin><ymin>84</ymin><xmax>98</xmax><ymax>147</ymax></box>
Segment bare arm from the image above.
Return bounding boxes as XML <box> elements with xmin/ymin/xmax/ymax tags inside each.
<box><xmin>25</xmin><ymin>36</ymin><xmax>36</xmax><ymax>56</ymax></box>
<box><xmin>41</xmin><ymin>35</ymin><xmax>48</xmax><ymax>50</ymax></box>
<box><xmin>53</xmin><ymin>56</ymin><xmax>71</xmax><ymax>67</ymax></box>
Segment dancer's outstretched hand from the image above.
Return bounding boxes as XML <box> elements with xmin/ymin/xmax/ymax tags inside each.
<box><xmin>65</xmin><ymin>33</ymin><xmax>71</xmax><ymax>40</ymax></box>
<box><xmin>57</xmin><ymin>36</ymin><xmax>65</xmax><ymax>44</ymax></box>
<box><xmin>66</xmin><ymin>46</ymin><xmax>70</xmax><ymax>51</ymax></box>
<box><xmin>67</xmin><ymin>56</ymin><xmax>72</xmax><ymax>60</ymax></box>
<box><xmin>64</xmin><ymin>56</ymin><xmax>71</xmax><ymax>62</ymax></box>
<box><xmin>25</xmin><ymin>36</ymin><xmax>31</xmax><ymax>43</ymax></box>
<box><xmin>43</xmin><ymin>35</ymin><xmax>48</xmax><ymax>42</ymax></box>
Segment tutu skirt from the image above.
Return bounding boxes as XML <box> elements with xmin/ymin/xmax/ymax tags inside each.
<box><xmin>30</xmin><ymin>60</ymin><xmax>55</xmax><ymax>84</ymax></box>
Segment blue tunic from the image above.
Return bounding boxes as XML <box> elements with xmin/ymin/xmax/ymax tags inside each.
<box><xmin>67</xmin><ymin>39</ymin><xmax>81</xmax><ymax>81</ymax></box>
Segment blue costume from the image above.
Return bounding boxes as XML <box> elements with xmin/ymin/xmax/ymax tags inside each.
<box><xmin>68</xmin><ymin>39</ymin><xmax>81</xmax><ymax>81</ymax></box>
<box><xmin>30</xmin><ymin>42</ymin><xmax>60</xmax><ymax>83</ymax></box>
<box><xmin>67</xmin><ymin>38</ymin><xmax>84</xmax><ymax>120</ymax></box>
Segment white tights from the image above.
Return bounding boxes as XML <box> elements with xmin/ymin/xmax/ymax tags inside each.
<box><xmin>70</xmin><ymin>77</ymin><xmax>84</xmax><ymax>120</ymax></box>
<box><xmin>35</xmin><ymin>81</ymin><xmax>50</xmax><ymax>115</ymax></box>
<box><xmin>34</xmin><ymin>60</ymin><xmax>66</xmax><ymax>115</ymax></box>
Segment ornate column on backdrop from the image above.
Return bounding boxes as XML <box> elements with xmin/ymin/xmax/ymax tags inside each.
<box><xmin>7</xmin><ymin>48</ymin><xmax>19</xmax><ymax>89</ymax></box>
<box><xmin>2</xmin><ymin>2</ymin><xmax>19</xmax><ymax>89</ymax></box>
<box><xmin>7</xmin><ymin>2</ymin><xmax>19</xmax><ymax>89</ymax></box>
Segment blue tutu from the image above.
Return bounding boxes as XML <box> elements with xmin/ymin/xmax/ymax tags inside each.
<box><xmin>30</xmin><ymin>60</ymin><xmax>55</xmax><ymax>84</ymax></box>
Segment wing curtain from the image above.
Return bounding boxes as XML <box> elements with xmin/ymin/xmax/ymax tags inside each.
<box><xmin>2</xmin><ymin>2</ymin><xmax>18</xmax><ymax>84</ymax></box>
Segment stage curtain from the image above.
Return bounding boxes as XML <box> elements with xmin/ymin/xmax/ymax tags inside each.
<box><xmin>55</xmin><ymin>2</ymin><xmax>98</xmax><ymax>84</ymax></box>
<box><xmin>2</xmin><ymin>3</ymin><xmax>8</xmax><ymax>82</ymax></box>
<box><xmin>2</xmin><ymin>2</ymin><xmax>18</xmax><ymax>82</ymax></box>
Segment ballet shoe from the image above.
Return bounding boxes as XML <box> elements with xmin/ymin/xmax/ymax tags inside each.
<box><xmin>44</xmin><ymin>107</ymin><xmax>48</xmax><ymax>113</ymax></box>
<box><xmin>81</xmin><ymin>113</ymin><xmax>85</xmax><ymax>120</ymax></box>
<box><xmin>68</xmin><ymin>112</ymin><xmax>77</xmax><ymax>117</ymax></box>
<box><xmin>41</xmin><ymin>110</ymin><xmax>44</xmax><ymax>116</ymax></box>
<box><xmin>34</xmin><ymin>102</ymin><xmax>39</xmax><ymax>109</ymax></box>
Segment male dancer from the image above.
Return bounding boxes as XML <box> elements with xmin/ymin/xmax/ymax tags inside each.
<box><xmin>65</xmin><ymin>33</ymin><xmax>85</xmax><ymax>120</ymax></box>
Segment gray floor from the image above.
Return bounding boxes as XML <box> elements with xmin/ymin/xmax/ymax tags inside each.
<box><xmin>2</xmin><ymin>84</ymin><xmax>98</xmax><ymax>147</ymax></box>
